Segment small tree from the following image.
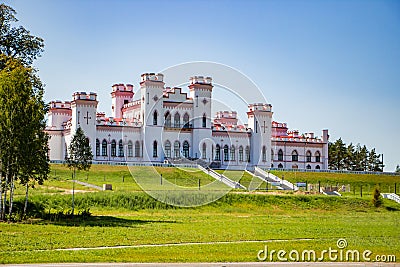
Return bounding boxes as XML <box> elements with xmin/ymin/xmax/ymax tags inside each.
<box><xmin>66</xmin><ymin>126</ymin><xmax>93</xmax><ymax>175</ymax></box>
<box><xmin>396</xmin><ymin>165</ymin><xmax>400</xmax><ymax>173</ymax></box>
<box><xmin>66</xmin><ymin>127</ymin><xmax>93</xmax><ymax>215</ymax></box>
<box><xmin>372</xmin><ymin>186</ymin><xmax>383</xmax><ymax>207</ymax></box>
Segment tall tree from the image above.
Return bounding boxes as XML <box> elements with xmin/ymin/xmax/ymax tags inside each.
<box><xmin>0</xmin><ymin>4</ymin><xmax>44</xmax><ymax>66</ymax></box>
<box><xmin>0</xmin><ymin>55</ymin><xmax>49</xmax><ymax>220</ymax></box>
<box><xmin>0</xmin><ymin>4</ymin><xmax>47</xmax><ymax>220</ymax></box>
<box><xmin>344</xmin><ymin>143</ymin><xmax>355</xmax><ymax>170</ymax></box>
<box><xmin>328</xmin><ymin>138</ymin><xmax>346</xmax><ymax>170</ymax></box>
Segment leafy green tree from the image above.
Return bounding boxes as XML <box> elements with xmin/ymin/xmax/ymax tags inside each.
<box><xmin>0</xmin><ymin>4</ymin><xmax>44</xmax><ymax>65</ymax></box>
<box><xmin>396</xmin><ymin>165</ymin><xmax>400</xmax><ymax>173</ymax></box>
<box><xmin>0</xmin><ymin>4</ymin><xmax>47</xmax><ymax>220</ymax></box>
<box><xmin>0</xmin><ymin>55</ymin><xmax>48</xmax><ymax>220</ymax></box>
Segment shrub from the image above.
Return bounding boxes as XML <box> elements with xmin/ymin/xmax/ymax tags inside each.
<box><xmin>372</xmin><ymin>186</ymin><xmax>383</xmax><ymax>207</ymax></box>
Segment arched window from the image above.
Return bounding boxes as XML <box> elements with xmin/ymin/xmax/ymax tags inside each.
<box><xmin>174</xmin><ymin>141</ymin><xmax>180</xmax><ymax>158</ymax></box>
<box><xmin>183</xmin><ymin>113</ymin><xmax>190</xmax><ymax>128</ymax></box>
<box><xmin>292</xmin><ymin>164</ymin><xmax>298</xmax><ymax>169</ymax></box>
<box><xmin>262</xmin><ymin>146</ymin><xmax>266</xmax><ymax>162</ymax></box>
<box><xmin>153</xmin><ymin>110</ymin><xmax>158</xmax><ymax>125</ymax></box>
<box><xmin>102</xmin><ymin>139</ymin><xmax>107</xmax><ymax>156</ymax></box>
<box><xmin>164</xmin><ymin>140</ymin><xmax>171</xmax><ymax>158</ymax></box>
<box><xmin>183</xmin><ymin>141</ymin><xmax>189</xmax><ymax>158</ymax></box>
<box><xmin>111</xmin><ymin>140</ymin><xmax>117</xmax><ymax>157</ymax></box>
<box><xmin>315</xmin><ymin>151</ymin><xmax>321</xmax><ymax>162</ymax></box>
<box><xmin>306</xmin><ymin>164</ymin><xmax>311</xmax><ymax>170</ymax></box>
<box><xmin>153</xmin><ymin>140</ymin><xmax>158</xmax><ymax>157</ymax></box>
<box><xmin>223</xmin><ymin>145</ymin><xmax>229</xmax><ymax>161</ymax></box>
<box><xmin>316</xmin><ymin>165</ymin><xmax>321</xmax><ymax>170</ymax></box>
<box><xmin>278</xmin><ymin>163</ymin><xmax>283</xmax><ymax>169</ymax></box>
<box><xmin>164</xmin><ymin>111</ymin><xmax>171</xmax><ymax>127</ymax></box>
<box><xmin>202</xmin><ymin>114</ymin><xmax>206</xmax><ymax>128</ymax></box>
<box><xmin>202</xmin><ymin>143</ymin><xmax>207</xmax><ymax>159</ymax></box>
<box><xmin>118</xmin><ymin>140</ymin><xmax>124</xmax><ymax>157</ymax></box>
<box><xmin>230</xmin><ymin>145</ymin><xmax>235</xmax><ymax>161</ymax></box>
<box><xmin>215</xmin><ymin>144</ymin><xmax>221</xmax><ymax>161</ymax></box>
<box><xmin>292</xmin><ymin>150</ymin><xmax>298</xmax><ymax>162</ymax></box>
<box><xmin>245</xmin><ymin>146</ymin><xmax>250</xmax><ymax>162</ymax></box>
<box><xmin>306</xmin><ymin>151</ymin><xmax>312</xmax><ymax>162</ymax></box>
<box><xmin>135</xmin><ymin>141</ymin><xmax>140</xmax><ymax>157</ymax></box>
<box><xmin>174</xmin><ymin>113</ymin><xmax>180</xmax><ymax>128</ymax></box>
<box><xmin>96</xmin><ymin>139</ymin><xmax>100</xmax><ymax>156</ymax></box>
<box><xmin>128</xmin><ymin>141</ymin><xmax>133</xmax><ymax>157</ymax></box>
<box><xmin>239</xmin><ymin>146</ymin><xmax>243</xmax><ymax>161</ymax></box>
<box><xmin>278</xmin><ymin>149</ymin><xmax>283</xmax><ymax>161</ymax></box>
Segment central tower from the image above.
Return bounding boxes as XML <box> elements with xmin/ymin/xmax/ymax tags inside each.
<box><xmin>140</xmin><ymin>73</ymin><xmax>165</xmax><ymax>162</ymax></box>
<box><xmin>189</xmin><ymin>76</ymin><xmax>213</xmax><ymax>160</ymax></box>
<box><xmin>247</xmin><ymin>103</ymin><xmax>273</xmax><ymax>167</ymax></box>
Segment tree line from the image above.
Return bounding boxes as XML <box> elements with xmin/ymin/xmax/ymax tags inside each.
<box><xmin>328</xmin><ymin>138</ymin><xmax>384</xmax><ymax>172</ymax></box>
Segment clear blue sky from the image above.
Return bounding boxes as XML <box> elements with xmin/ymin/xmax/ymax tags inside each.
<box><xmin>5</xmin><ymin>0</ymin><xmax>400</xmax><ymax>171</ymax></box>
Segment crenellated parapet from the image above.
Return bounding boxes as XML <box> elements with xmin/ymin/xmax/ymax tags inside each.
<box><xmin>72</xmin><ymin>91</ymin><xmax>97</xmax><ymax>101</ymax></box>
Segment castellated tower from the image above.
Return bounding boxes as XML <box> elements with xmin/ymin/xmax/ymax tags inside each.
<box><xmin>47</xmin><ymin>101</ymin><xmax>72</xmax><ymax>160</ymax></box>
<box><xmin>247</xmin><ymin>103</ymin><xmax>273</xmax><ymax>167</ymax></box>
<box><xmin>189</xmin><ymin>76</ymin><xmax>213</xmax><ymax>160</ymax></box>
<box><xmin>47</xmin><ymin>101</ymin><xmax>72</xmax><ymax>130</ymax></box>
<box><xmin>140</xmin><ymin>73</ymin><xmax>165</xmax><ymax>161</ymax></box>
<box><xmin>111</xmin><ymin>83</ymin><xmax>134</xmax><ymax>119</ymax></box>
<box><xmin>69</xmin><ymin>92</ymin><xmax>98</xmax><ymax>157</ymax></box>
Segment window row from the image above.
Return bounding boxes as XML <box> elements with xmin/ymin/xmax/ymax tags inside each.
<box><xmin>159</xmin><ymin>140</ymin><xmax>190</xmax><ymax>158</ymax></box>
<box><xmin>153</xmin><ymin>110</ymin><xmax>207</xmax><ymax>128</ymax></box>
<box><xmin>273</xmin><ymin>149</ymin><xmax>321</xmax><ymax>162</ymax></box>
<box><xmin>96</xmin><ymin>139</ymin><xmax>141</xmax><ymax>158</ymax></box>
<box><xmin>214</xmin><ymin>145</ymin><xmax>251</xmax><ymax>162</ymax></box>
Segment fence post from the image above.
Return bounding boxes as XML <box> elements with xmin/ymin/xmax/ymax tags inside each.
<box><xmin>360</xmin><ymin>185</ymin><xmax>363</xmax><ymax>198</ymax></box>
<box><xmin>160</xmin><ymin>174</ymin><xmax>163</xmax><ymax>185</ymax></box>
<box><xmin>318</xmin><ymin>181</ymin><xmax>321</xmax><ymax>193</ymax></box>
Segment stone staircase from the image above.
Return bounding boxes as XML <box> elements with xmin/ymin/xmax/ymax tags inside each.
<box><xmin>250</xmin><ymin>167</ymin><xmax>298</xmax><ymax>191</ymax></box>
<box><xmin>198</xmin><ymin>165</ymin><xmax>246</xmax><ymax>190</ymax></box>
<box><xmin>381</xmin><ymin>193</ymin><xmax>400</xmax><ymax>204</ymax></box>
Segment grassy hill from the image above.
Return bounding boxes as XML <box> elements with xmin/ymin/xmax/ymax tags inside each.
<box><xmin>2</xmin><ymin>164</ymin><xmax>400</xmax><ymax>264</ymax></box>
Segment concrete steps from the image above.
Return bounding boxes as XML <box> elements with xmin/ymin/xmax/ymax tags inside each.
<box><xmin>198</xmin><ymin>165</ymin><xmax>246</xmax><ymax>190</ymax></box>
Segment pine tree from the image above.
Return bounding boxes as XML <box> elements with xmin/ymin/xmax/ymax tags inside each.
<box><xmin>66</xmin><ymin>127</ymin><xmax>93</xmax><ymax>216</ymax></box>
<box><xmin>66</xmin><ymin>127</ymin><xmax>93</xmax><ymax>173</ymax></box>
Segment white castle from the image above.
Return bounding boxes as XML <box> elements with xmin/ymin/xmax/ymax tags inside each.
<box><xmin>46</xmin><ymin>73</ymin><xmax>329</xmax><ymax>170</ymax></box>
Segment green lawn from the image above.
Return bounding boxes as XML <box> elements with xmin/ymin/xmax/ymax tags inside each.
<box><xmin>2</xmin><ymin>164</ymin><xmax>399</xmax><ymax>264</ymax></box>
<box><xmin>1</xmin><ymin>191</ymin><xmax>400</xmax><ymax>263</ymax></box>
